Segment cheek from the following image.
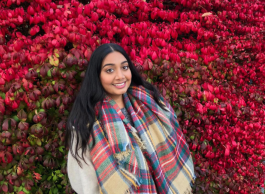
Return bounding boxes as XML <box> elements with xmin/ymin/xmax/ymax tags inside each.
<box><xmin>100</xmin><ymin>73</ymin><xmax>112</xmax><ymax>87</ymax></box>
<box><xmin>127</xmin><ymin>70</ymin><xmax>132</xmax><ymax>80</ymax></box>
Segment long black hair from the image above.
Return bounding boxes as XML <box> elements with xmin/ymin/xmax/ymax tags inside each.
<box><xmin>65</xmin><ymin>43</ymin><xmax>165</xmax><ymax>165</ymax></box>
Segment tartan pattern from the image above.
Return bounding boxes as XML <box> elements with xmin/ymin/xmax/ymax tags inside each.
<box><xmin>89</xmin><ymin>86</ymin><xmax>195</xmax><ymax>194</ymax></box>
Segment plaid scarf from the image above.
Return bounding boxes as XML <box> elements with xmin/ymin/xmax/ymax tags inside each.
<box><xmin>89</xmin><ymin>86</ymin><xmax>195</xmax><ymax>194</ymax></box>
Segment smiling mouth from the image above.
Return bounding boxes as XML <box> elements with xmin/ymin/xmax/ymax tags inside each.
<box><xmin>113</xmin><ymin>82</ymin><xmax>126</xmax><ymax>86</ymax></box>
<box><xmin>112</xmin><ymin>82</ymin><xmax>126</xmax><ymax>88</ymax></box>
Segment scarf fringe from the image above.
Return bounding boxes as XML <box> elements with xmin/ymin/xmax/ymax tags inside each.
<box><xmin>184</xmin><ymin>186</ymin><xmax>193</xmax><ymax>194</ymax></box>
<box><xmin>131</xmin><ymin>132</ymin><xmax>146</xmax><ymax>150</ymax></box>
<box><xmin>114</xmin><ymin>150</ymin><xmax>131</xmax><ymax>162</ymax></box>
<box><xmin>182</xmin><ymin>181</ymin><xmax>195</xmax><ymax>194</ymax></box>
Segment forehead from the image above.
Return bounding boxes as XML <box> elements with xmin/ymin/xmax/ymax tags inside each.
<box><xmin>102</xmin><ymin>51</ymin><xmax>127</xmax><ymax>65</ymax></box>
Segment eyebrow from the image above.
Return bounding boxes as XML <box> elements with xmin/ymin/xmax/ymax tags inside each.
<box><xmin>102</xmin><ymin>61</ymin><xmax>128</xmax><ymax>68</ymax></box>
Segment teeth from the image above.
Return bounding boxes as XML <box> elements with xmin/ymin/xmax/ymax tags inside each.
<box><xmin>114</xmin><ymin>82</ymin><xmax>125</xmax><ymax>86</ymax></box>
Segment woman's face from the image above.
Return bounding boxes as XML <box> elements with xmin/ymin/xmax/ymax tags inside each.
<box><xmin>100</xmin><ymin>51</ymin><xmax>132</xmax><ymax>101</ymax></box>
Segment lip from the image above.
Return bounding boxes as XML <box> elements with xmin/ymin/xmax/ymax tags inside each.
<box><xmin>112</xmin><ymin>81</ymin><xmax>126</xmax><ymax>89</ymax></box>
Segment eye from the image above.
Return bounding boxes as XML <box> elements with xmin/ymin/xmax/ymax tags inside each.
<box><xmin>123</xmin><ymin>65</ymin><xmax>129</xmax><ymax>70</ymax></box>
<box><xmin>106</xmin><ymin>69</ymin><xmax>114</xmax><ymax>73</ymax></box>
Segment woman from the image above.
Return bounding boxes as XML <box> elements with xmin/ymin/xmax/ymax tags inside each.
<box><xmin>66</xmin><ymin>43</ymin><xmax>195</xmax><ymax>194</ymax></box>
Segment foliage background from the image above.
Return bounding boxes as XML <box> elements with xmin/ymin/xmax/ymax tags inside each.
<box><xmin>0</xmin><ymin>0</ymin><xmax>264</xmax><ymax>193</ymax></box>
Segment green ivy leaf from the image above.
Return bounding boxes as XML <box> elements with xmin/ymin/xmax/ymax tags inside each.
<box><xmin>58</xmin><ymin>146</ymin><xmax>65</xmax><ymax>153</ymax></box>
<box><xmin>22</xmin><ymin>187</ymin><xmax>31</xmax><ymax>194</ymax></box>
<box><xmin>53</xmin><ymin>175</ymin><xmax>58</xmax><ymax>181</ymax></box>
<box><xmin>12</xmin><ymin>115</ymin><xmax>20</xmax><ymax>122</ymax></box>
<box><xmin>47</xmin><ymin>69</ymin><xmax>52</xmax><ymax>77</ymax></box>
<box><xmin>0</xmin><ymin>92</ymin><xmax>5</xmax><ymax>100</ymax></box>
<box><xmin>47</xmin><ymin>176</ymin><xmax>52</xmax><ymax>181</ymax></box>
<box><xmin>53</xmin><ymin>187</ymin><xmax>58</xmax><ymax>194</ymax></box>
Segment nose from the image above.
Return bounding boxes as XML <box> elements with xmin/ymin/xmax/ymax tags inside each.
<box><xmin>115</xmin><ymin>69</ymin><xmax>125</xmax><ymax>79</ymax></box>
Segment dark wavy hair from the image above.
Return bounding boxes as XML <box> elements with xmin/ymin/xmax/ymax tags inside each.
<box><xmin>65</xmin><ymin>43</ymin><xmax>165</xmax><ymax>165</ymax></box>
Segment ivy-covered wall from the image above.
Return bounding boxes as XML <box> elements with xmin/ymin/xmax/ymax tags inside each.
<box><xmin>0</xmin><ymin>0</ymin><xmax>264</xmax><ymax>193</ymax></box>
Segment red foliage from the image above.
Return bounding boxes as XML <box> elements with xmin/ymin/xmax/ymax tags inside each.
<box><xmin>0</xmin><ymin>0</ymin><xmax>264</xmax><ymax>193</ymax></box>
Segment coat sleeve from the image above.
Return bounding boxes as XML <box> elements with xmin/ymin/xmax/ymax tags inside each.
<box><xmin>67</xmin><ymin>132</ymin><xmax>100</xmax><ymax>194</ymax></box>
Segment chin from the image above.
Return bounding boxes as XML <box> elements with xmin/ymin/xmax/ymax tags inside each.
<box><xmin>116</xmin><ymin>89</ymin><xmax>127</xmax><ymax>95</ymax></box>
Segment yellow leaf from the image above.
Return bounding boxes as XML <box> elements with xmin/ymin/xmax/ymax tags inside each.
<box><xmin>49</xmin><ymin>55</ymin><xmax>59</xmax><ymax>66</ymax></box>
<box><xmin>53</xmin><ymin>55</ymin><xmax>59</xmax><ymax>66</ymax></box>
<box><xmin>214</xmin><ymin>98</ymin><xmax>219</xmax><ymax>103</ymax></box>
<box><xmin>54</xmin><ymin>49</ymin><xmax>60</xmax><ymax>57</ymax></box>
<box><xmin>202</xmin><ymin>12</ymin><xmax>212</xmax><ymax>17</ymax></box>
<box><xmin>36</xmin><ymin>138</ymin><xmax>42</xmax><ymax>146</ymax></box>
<box><xmin>54</xmin><ymin>53</ymin><xmax>59</xmax><ymax>58</ymax></box>
<box><xmin>49</xmin><ymin>56</ymin><xmax>55</xmax><ymax>66</ymax></box>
